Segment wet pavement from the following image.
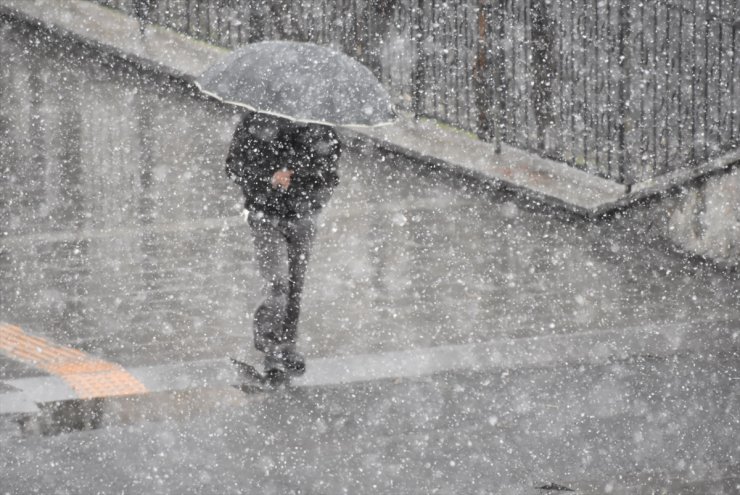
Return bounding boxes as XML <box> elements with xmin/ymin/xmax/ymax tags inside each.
<box><xmin>2</xmin><ymin>353</ymin><xmax>740</xmax><ymax>494</ymax></box>
<box><xmin>1</xmin><ymin>19</ymin><xmax>740</xmax><ymax>494</ymax></box>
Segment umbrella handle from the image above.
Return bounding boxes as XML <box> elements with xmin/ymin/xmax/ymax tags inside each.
<box><xmin>271</xmin><ymin>169</ymin><xmax>294</xmax><ymax>190</ymax></box>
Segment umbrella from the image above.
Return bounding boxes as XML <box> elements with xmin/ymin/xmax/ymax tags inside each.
<box><xmin>195</xmin><ymin>41</ymin><xmax>395</xmax><ymax>127</ymax></box>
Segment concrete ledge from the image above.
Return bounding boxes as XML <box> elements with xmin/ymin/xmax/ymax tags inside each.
<box><xmin>345</xmin><ymin>115</ymin><xmax>628</xmax><ymax>215</ymax></box>
<box><xmin>617</xmin><ymin>149</ymin><xmax>740</xmax><ymax>209</ymax></box>
<box><xmin>0</xmin><ymin>0</ymin><xmax>226</xmax><ymax>79</ymax></box>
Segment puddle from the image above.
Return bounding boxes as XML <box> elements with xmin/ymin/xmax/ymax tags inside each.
<box><xmin>14</xmin><ymin>387</ymin><xmax>248</xmax><ymax>437</ymax></box>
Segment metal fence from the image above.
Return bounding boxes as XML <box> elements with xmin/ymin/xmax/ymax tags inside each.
<box><xmin>96</xmin><ymin>0</ymin><xmax>740</xmax><ymax>184</ymax></box>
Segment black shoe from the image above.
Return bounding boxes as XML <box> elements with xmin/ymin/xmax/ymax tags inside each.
<box><xmin>263</xmin><ymin>366</ymin><xmax>289</xmax><ymax>387</ymax></box>
<box><xmin>280</xmin><ymin>349</ymin><xmax>306</xmax><ymax>376</ymax></box>
<box><xmin>264</xmin><ymin>345</ymin><xmax>305</xmax><ymax>377</ymax></box>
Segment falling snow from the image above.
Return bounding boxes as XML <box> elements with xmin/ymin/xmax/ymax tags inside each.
<box><xmin>1</xmin><ymin>1</ymin><xmax>740</xmax><ymax>494</ymax></box>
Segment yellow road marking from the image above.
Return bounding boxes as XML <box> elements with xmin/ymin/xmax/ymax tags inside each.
<box><xmin>0</xmin><ymin>323</ymin><xmax>148</xmax><ymax>399</ymax></box>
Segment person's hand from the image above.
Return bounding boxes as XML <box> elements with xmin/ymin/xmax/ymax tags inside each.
<box><xmin>271</xmin><ymin>169</ymin><xmax>294</xmax><ymax>190</ymax></box>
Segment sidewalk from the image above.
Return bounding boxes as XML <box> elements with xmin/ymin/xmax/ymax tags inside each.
<box><xmin>0</xmin><ymin>0</ymin><xmax>631</xmax><ymax>216</ymax></box>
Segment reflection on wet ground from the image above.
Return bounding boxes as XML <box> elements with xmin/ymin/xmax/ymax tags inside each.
<box><xmin>1</xmin><ymin>22</ymin><xmax>739</xmax><ymax>371</ymax></box>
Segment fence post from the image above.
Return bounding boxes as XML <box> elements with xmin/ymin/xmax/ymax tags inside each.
<box><xmin>473</xmin><ymin>0</ymin><xmax>493</xmax><ymax>142</ymax></box>
<box><xmin>133</xmin><ymin>0</ymin><xmax>157</xmax><ymax>33</ymax></box>
<box><xmin>364</xmin><ymin>0</ymin><xmax>396</xmax><ymax>81</ymax></box>
<box><xmin>530</xmin><ymin>0</ymin><xmax>555</xmax><ymax>152</ymax></box>
<box><xmin>492</xmin><ymin>0</ymin><xmax>506</xmax><ymax>153</ymax></box>
<box><xmin>616</xmin><ymin>0</ymin><xmax>632</xmax><ymax>184</ymax></box>
<box><xmin>412</xmin><ymin>0</ymin><xmax>426</xmax><ymax>119</ymax></box>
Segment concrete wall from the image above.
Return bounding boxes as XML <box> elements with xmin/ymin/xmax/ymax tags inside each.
<box><xmin>667</xmin><ymin>168</ymin><xmax>740</xmax><ymax>267</ymax></box>
<box><xmin>633</xmin><ymin>167</ymin><xmax>740</xmax><ymax>268</ymax></box>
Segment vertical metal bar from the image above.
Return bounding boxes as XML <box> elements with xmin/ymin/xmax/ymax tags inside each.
<box><xmin>461</xmin><ymin>0</ymin><xmax>466</xmax><ymax>128</ymax></box>
<box><xmin>452</xmin><ymin>0</ymin><xmax>459</xmax><ymax>124</ymax></box>
<box><xmin>349</xmin><ymin>0</ymin><xmax>357</xmax><ymax>58</ymax></box>
<box><xmin>651</xmin><ymin>1</ymin><xmax>657</xmax><ymax>175</ymax></box>
<box><xmin>213</xmin><ymin>0</ymin><xmax>220</xmax><ymax>44</ymax></box>
<box><xmin>239</xmin><ymin>0</ymin><xmax>246</xmax><ymax>46</ymax></box>
<box><xmin>507</xmin><ymin>0</ymin><xmax>516</xmax><ymax>146</ymax></box>
<box><xmin>474</xmin><ymin>0</ymin><xmax>491</xmax><ymax>140</ymax></box>
<box><xmin>556</xmin><ymin>0</ymin><xmax>564</xmax><ymax>162</ymax></box>
<box><xmin>703</xmin><ymin>0</ymin><xmax>710</xmax><ymax>161</ymax></box>
<box><xmin>452</xmin><ymin>0</ymin><xmax>457</xmax><ymax>124</ymax></box>
<box><xmin>185</xmin><ymin>0</ymin><xmax>191</xmax><ymax>36</ymax></box>
<box><xmin>732</xmin><ymin>7</ymin><xmax>738</xmax><ymax>144</ymax></box>
<box><xmin>496</xmin><ymin>0</ymin><xmax>504</xmax><ymax>138</ymax></box>
<box><xmin>493</xmin><ymin>0</ymin><xmax>506</xmax><ymax>152</ymax></box>
<box><xmin>451</xmin><ymin>1</ymin><xmax>457</xmax><ymax>125</ymax></box>
<box><xmin>321</xmin><ymin>0</ymin><xmax>328</xmax><ymax>46</ymax></box>
<box><xmin>431</xmin><ymin>0</ymin><xmax>438</xmax><ymax>117</ymax></box>
<box><xmin>582</xmin><ymin>0</ymin><xmax>591</xmax><ymax>170</ymax></box>
<box><xmin>442</xmin><ymin>1</ymin><xmax>448</xmax><ymax>121</ymax></box>
<box><xmin>716</xmin><ymin>0</ymin><xmax>723</xmax><ymax>152</ymax></box>
<box><xmin>512</xmin><ymin>0</ymin><xmax>519</xmax><ymax>145</ymax></box>
<box><xmin>391</xmin><ymin>0</ymin><xmax>398</xmax><ymax>94</ymax></box>
<box><xmin>236</xmin><ymin>0</ymin><xmax>244</xmax><ymax>47</ymax></box>
<box><xmin>194</xmin><ymin>0</ymin><xmax>201</xmax><ymax>37</ymax></box>
<box><xmin>522</xmin><ymin>0</ymin><xmax>530</xmax><ymax>151</ymax></box>
<box><xmin>604</xmin><ymin>0</ymin><xmax>610</xmax><ymax>175</ymax></box>
<box><xmin>467</xmin><ymin>0</ymin><xmax>478</xmax><ymax>132</ymax></box>
<box><xmin>596</xmin><ymin>0</ymin><xmax>602</xmax><ymax>173</ymax></box>
<box><xmin>441</xmin><ymin>0</ymin><xmax>448</xmax><ymax>121</ymax></box>
<box><xmin>569</xmin><ymin>0</ymin><xmax>578</xmax><ymax>165</ymax></box>
<box><xmin>637</xmin><ymin>0</ymin><xmax>646</xmax><ymax>179</ymax></box>
<box><xmin>616</xmin><ymin>0</ymin><xmax>630</xmax><ymax>183</ymax></box>
<box><xmin>690</xmin><ymin>0</ymin><xmax>697</xmax><ymax>165</ymax></box>
<box><xmin>677</xmin><ymin>3</ymin><xmax>684</xmax><ymax>159</ymax></box>
<box><xmin>232</xmin><ymin>0</ymin><xmax>238</xmax><ymax>46</ymax></box>
<box><xmin>221</xmin><ymin>0</ymin><xmax>228</xmax><ymax>46</ymax></box>
<box><xmin>412</xmin><ymin>0</ymin><xmax>425</xmax><ymax>118</ymax></box>
<box><xmin>663</xmin><ymin>3</ymin><xmax>671</xmax><ymax>174</ymax></box>
<box><xmin>426</xmin><ymin>0</ymin><xmax>431</xmax><ymax>117</ymax></box>
<box><xmin>531</xmin><ymin>0</ymin><xmax>555</xmax><ymax>153</ymax></box>
<box><xmin>464</xmin><ymin>0</ymin><xmax>473</xmax><ymax>129</ymax></box>
<box><xmin>439</xmin><ymin>0</ymin><xmax>444</xmax><ymax>120</ymax></box>
<box><xmin>465</xmin><ymin>0</ymin><xmax>473</xmax><ymax>129</ymax></box>
<box><xmin>205</xmin><ymin>0</ymin><xmax>211</xmax><ymax>41</ymax></box>
<box><xmin>519</xmin><ymin>0</ymin><xmax>525</xmax><ymax>150</ymax></box>
<box><xmin>607</xmin><ymin>0</ymin><xmax>613</xmax><ymax>176</ymax></box>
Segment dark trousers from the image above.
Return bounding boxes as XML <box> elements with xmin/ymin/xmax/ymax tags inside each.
<box><xmin>248</xmin><ymin>212</ymin><xmax>317</xmax><ymax>352</ymax></box>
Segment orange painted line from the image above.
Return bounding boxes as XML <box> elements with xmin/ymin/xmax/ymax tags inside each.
<box><xmin>0</xmin><ymin>323</ymin><xmax>148</xmax><ymax>399</ymax></box>
<box><xmin>46</xmin><ymin>360</ymin><xmax>117</xmax><ymax>375</ymax></box>
<box><xmin>64</xmin><ymin>370</ymin><xmax>148</xmax><ymax>399</ymax></box>
<box><xmin>6</xmin><ymin>339</ymin><xmax>87</xmax><ymax>364</ymax></box>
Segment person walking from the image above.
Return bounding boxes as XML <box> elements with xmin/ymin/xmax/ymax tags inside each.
<box><xmin>226</xmin><ymin>111</ymin><xmax>341</xmax><ymax>379</ymax></box>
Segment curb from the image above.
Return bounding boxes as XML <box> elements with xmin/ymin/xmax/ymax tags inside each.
<box><xmin>3</xmin><ymin>318</ymin><xmax>738</xmax><ymax>418</ymax></box>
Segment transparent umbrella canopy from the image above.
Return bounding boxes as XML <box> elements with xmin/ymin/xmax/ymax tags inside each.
<box><xmin>195</xmin><ymin>40</ymin><xmax>396</xmax><ymax>127</ymax></box>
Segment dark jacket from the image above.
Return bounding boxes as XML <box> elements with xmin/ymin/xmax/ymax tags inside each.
<box><xmin>226</xmin><ymin>112</ymin><xmax>341</xmax><ymax>217</ymax></box>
